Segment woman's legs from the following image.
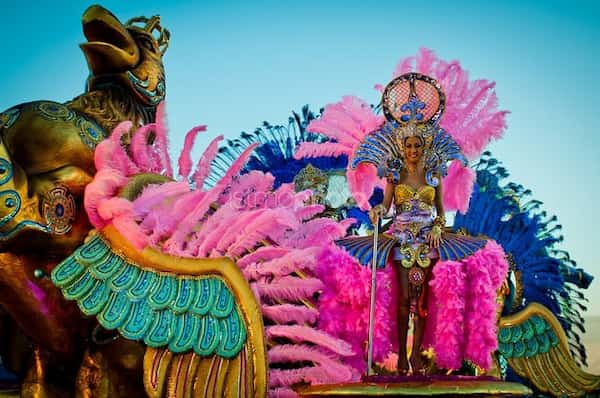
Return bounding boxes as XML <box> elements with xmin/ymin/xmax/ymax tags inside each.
<box><xmin>396</xmin><ymin>263</ymin><xmax>410</xmax><ymax>373</ymax></box>
<box><xmin>409</xmin><ymin>265</ymin><xmax>433</xmax><ymax>373</ymax></box>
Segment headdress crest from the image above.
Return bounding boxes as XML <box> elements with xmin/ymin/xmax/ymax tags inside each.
<box><xmin>126</xmin><ymin>15</ymin><xmax>170</xmax><ymax>55</ymax></box>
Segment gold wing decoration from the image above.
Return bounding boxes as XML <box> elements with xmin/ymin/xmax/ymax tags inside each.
<box><xmin>51</xmin><ymin>224</ymin><xmax>267</xmax><ymax>398</ymax></box>
<box><xmin>498</xmin><ymin>302</ymin><xmax>600</xmax><ymax>397</ymax></box>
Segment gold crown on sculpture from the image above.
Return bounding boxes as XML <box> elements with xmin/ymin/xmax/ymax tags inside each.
<box><xmin>382</xmin><ymin>73</ymin><xmax>446</xmax><ymax>147</ymax></box>
<box><xmin>126</xmin><ymin>15</ymin><xmax>171</xmax><ymax>55</ymax></box>
<box><xmin>294</xmin><ymin>164</ymin><xmax>329</xmax><ymax>194</ymax></box>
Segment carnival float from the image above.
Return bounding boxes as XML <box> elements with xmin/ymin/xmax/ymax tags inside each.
<box><xmin>0</xmin><ymin>4</ymin><xmax>597</xmax><ymax>398</ymax></box>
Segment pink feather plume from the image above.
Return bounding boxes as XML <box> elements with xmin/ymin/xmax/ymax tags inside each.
<box><xmin>153</xmin><ymin>102</ymin><xmax>173</xmax><ymax>177</ymax></box>
<box><xmin>442</xmin><ymin>160</ymin><xmax>476</xmax><ymax>214</ymax></box>
<box><xmin>191</xmin><ymin>134</ymin><xmax>224</xmax><ymax>187</ymax></box>
<box><xmin>177</xmin><ymin>125</ymin><xmax>207</xmax><ymax>179</ymax></box>
<box><xmin>262</xmin><ymin>304</ymin><xmax>319</xmax><ymax>325</ymax></box>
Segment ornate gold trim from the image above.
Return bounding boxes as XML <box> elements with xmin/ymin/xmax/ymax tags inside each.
<box><xmin>101</xmin><ymin>225</ymin><xmax>267</xmax><ymax>397</ymax></box>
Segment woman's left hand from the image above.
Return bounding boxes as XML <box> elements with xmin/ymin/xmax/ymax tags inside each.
<box><xmin>427</xmin><ymin>227</ymin><xmax>442</xmax><ymax>248</ymax></box>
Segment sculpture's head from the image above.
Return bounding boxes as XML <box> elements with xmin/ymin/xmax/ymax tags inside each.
<box><xmin>80</xmin><ymin>5</ymin><xmax>169</xmax><ymax>109</ymax></box>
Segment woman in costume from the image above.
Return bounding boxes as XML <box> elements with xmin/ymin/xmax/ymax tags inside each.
<box><xmin>335</xmin><ymin>72</ymin><xmax>497</xmax><ymax>375</ymax></box>
<box><xmin>367</xmin><ymin>120</ymin><xmax>447</xmax><ymax>374</ymax></box>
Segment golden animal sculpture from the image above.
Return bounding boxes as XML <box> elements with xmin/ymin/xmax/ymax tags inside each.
<box><xmin>0</xmin><ymin>4</ymin><xmax>169</xmax><ymax>396</ymax></box>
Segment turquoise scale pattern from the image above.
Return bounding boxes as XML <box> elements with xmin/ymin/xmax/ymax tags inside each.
<box><xmin>498</xmin><ymin>315</ymin><xmax>559</xmax><ymax>359</ymax></box>
<box><xmin>51</xmin><ymin>235</ymin><xmax>247</xmax><ymax>358</ymax></box>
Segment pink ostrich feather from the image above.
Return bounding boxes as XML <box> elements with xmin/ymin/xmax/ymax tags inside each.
<box><xmin>262</xmin><ymin>304</ymin><xmax>319</xmax><ymax>325</ymax></box>
<box><xmin>132</xmin><ymin>181</ymin><xmax>190</xmax><ymax>219</ymax></box>
<box><xmin>84</xmin><ymin>169</ymin><xmax>129</xmax><ymax>228</ymax></box>
<box><xmin>111</xmin><ymin>213</ymin><xmax>149</xmax><ymax>250</ymax></box>
<box><xmin>217</xmin><ymin>171</ymin><xmax>276</xmax><ymax>209</ymax></box>
<box><xmin>347</xmin><ymin>163</ymin><xmax>382</xmax><ymax>211</ymax></box>
<box><xmin>213</xmin><ymin>208</ymin><xmax>271</xmax><ymax>254</ymax></box>
<box><xmin>316</xmin><ymin>246</ymin><xmax>396</xmax><ymax>372</ymax></box>
<box><xmin>268</xmin><ymin>345</ymin><xmax>357</xmax><ymax>378</ymax></box>
<box><xmin>268</xmin><ymin>387</ymin><xmax>298</xmax><ymax>398</ymax></box>
<box><xmin>162</xmin><ymin>189</ymin><xmax>218</xmax><ymax>255</ymax></box>
<box><xmin>277</xmin><ymin>218</ymin><xmax>354</xmax><ymax>249</ymax></box>
<box><xmin>463</xmin><ymin>241</ymin><xmax>508</xmax><ymax>369</ymax></box>
<box><xmin>190</xmin><ymin>206</ymin><xmax>251</xmax><ymax>257</ymax></box>
<box><xmin>94</xmin><ymin>121</ymin><xmax>139</xmax><ymax>175</ymax></box>
<box><xmin>161</xmin><ymin>144</ymin><xmax>260</xmax><ymax>255</ymax></box>
<box><xmin>292</xmin><ymin>142</ymin><xmax>350</xmax><ymax>159</ymax></box>
<box><xmin>177</xmin><ymin>125</ymin><xmax>207</xmax><ymax>179</ymax></box>
<box><xmin>245</xmin><ymin>247</ymin><xmax>320</xmax><ymax>278</ymax></box>
<box><xmin>97</xmin><ymin>197</ymin><xmax>133</xmax><ymax>221</ymax></box>
<box><xmin>294</xmin><ymin>204</ymin><xmax>325</xmax><ymax>221</ymax></box>
<box><xmin>428</xmin><ymin>260</ymin><xmax>466</xmax><ymax>370</ymax></box>
<box><xmin>222</xmin><ymin>208</ymin><xmax>300</xmax><ymax>256</ymax></box>
<box><xmin>270</xmin><ymin>366</ymin><xmax>343</xmax><ymax>388</ymax></box>
<box><xmin>153</xmin><ymin>102</ymin><xmax>173</xmax><ymax>177</ymax></box>
<box><xmin>299</xmin><ymin>96</ymin><xmax>382</xmax><ymax>148</ymax></box>
<box><xmin>130</xmin><ymin>123</ymin><xmax>158</xmax><ymax>172</ymax></box>
<box><xmin>237</xmin><ymin>247</ymin><xmax>291</xmax><ymax>268</ymax></box>
<box><xmin>266</xmin><ymin>325</ymin><xmax>355</xmax><ymax>357</ymax></box>
<box><xmin>191</xmin><ymin>134</ymin><xmax>224</xmax><ymax>187</ymax></box>
<box><xmin>442</xmin><ymin>160</ymin><xmax>476</xmax><ymax>214</ymax></box>
<box><xmin>256</xmin><ymin>276</ymin><xmax>324</xmax><ymax>302</ymax></box>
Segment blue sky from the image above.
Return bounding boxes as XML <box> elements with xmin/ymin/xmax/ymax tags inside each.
<box><xmin>2</xmin><ymin>0</ymin><xmax>600</xmax><ymax>315</ymax></box>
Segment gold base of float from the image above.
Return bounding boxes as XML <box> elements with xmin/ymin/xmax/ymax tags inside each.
<box><xmin>297</xmin><ymin>376</ymin><xmax>532</xmax><ymax>397</ymax></box>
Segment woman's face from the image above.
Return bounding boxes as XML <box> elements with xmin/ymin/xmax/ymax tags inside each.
<box><xmin>404</xmin><ymin>136</ymin><xmax>424</xmax><ymax>164</ymax></box>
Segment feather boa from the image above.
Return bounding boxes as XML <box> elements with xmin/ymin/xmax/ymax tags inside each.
<box><xmin>316</xmin><ymin>241</ymin><xmax>508</xmax><ymax>372</ymax></box>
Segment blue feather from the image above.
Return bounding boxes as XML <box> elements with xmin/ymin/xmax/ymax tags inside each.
<box><xmin>454</xmin><ymin>153</ymin><xmax>593</xmax><ymax>367</ymax></box>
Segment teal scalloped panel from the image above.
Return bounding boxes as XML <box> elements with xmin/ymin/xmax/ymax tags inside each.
<box><xmin>172</xmin><ymin>279</ymin><xmax>196</xmax><ymax>314</ymax></box>
<box><xmin>498</xmin><ymin>326</ymin><xmax>511</xmax><ymax>344</ymax></box>
<box><xmin>531</xmin><ymin>315</ymin><xmax>546</xmax><ymax>335</ymax></box>
<box><xmin>127</xmin><ymin>270</ymin><xmax>158</xmax><ymax>301</ymax></box>
<box><xmin>217</xmin><ymin>309</ymin><xmax>246</xmax><ymax>358</ymax></box>
<box><xmin>120</xmin><ymin>300</ymin><xmax>154</xmax><ymax>340</ymax></box>
<box><xmin>98</xmin><ymin>291</ymin><xmax>132</xmax><ymax>329</ymax></box>
<box><xmin>499</xmin><ymin>341</ymin><xmax>513</xmax><ymax>357</ymax></box>
<box><xmin>169</xmin><ymin>313</ymin><xmax>201</xmax><ymax>353</ymax></box>
<box><xmin>191</xmin><ymin>278</ymin><xmax>219</xmax><ymax>316</ymax></box>
<box><xmin>510</xmin><ymin>325</ymin><xmax>523</xmax><ymax>343</ymax></box>
<box><xmin>522</xmin><ymin>320</ymin><xmax>535</xmax><ymax>341</ymax></box>
<box><xmin>90</xmin><ymin>254</ymin><xmax>124</xmax><ymax>281</ymax></box>
<box><xmin>537</xmin><ymin>333</ymin><xmax>551</xmax><ymax>354</ymax></box>
<box><xmin>148</xmin><ymin>275</ymin><xmax>177</xmax><ymax>310</ymax></box>
<box><xmin>52</xmin><ymin>235</ymin><xmax>248</xmax><ymax>358</ymax></box>
<box><xmin>144</xmin><ymin>310</ymin><xmax>174</xmax><ymax>347</ymax></box>
<box><xmin>63</xmin><ymin>272</ymin><xmax>97</xmax><ymax>300</ymax></box>
<box><xmin>75</xmin><ymin>235</ymin><xmax>110</xmax><ymax>264</ymax></box>
<box><xmin>513</xmin><ymin>340</ymin><xmax>526</xmax><ymax>358</ymax></box>
<box><xmin>79</xmin><ymin>281</ymin><xmax>110</xmax><ymax>316</ymax></box>
<box><xmin>194</xmin><ymin>314</ymin><xmax>220</xmax><ymax>356</ymax></box>
<box><xmin>213</xmin><ymin>282</ymin><xmax>235</xmax><ymax>318</ymax></box>
<box><xmin>51</xmin><ymin>257</ymin><xmax>85</xmax><ymax>288</ymax></box>
<box><xmin>108</xmin><ymin>263</ymin><xmax>140</xmax><ymax>292</ymax></box>
<box><xmin>525</xmin><ymin>338</ymin><xmax>539</xmax><ymax>357</ymax></box>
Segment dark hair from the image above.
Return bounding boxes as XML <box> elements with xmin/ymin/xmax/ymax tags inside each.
<box><xmin>403</xmin><ymin>135</ymin><xmax>425</xmax><ymax>146</ymax></box>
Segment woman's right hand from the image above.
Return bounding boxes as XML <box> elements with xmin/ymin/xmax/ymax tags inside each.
<box><xmin>369</xmin><ymin>204</ymin><xmax>385</xmax><ymax>225</ymax></box>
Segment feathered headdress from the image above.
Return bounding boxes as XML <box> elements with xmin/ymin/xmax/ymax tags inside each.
<box><xmin>353</xmin><ymin>72</ymin><xmax>466</xmax><ymax>187</ymax></box>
